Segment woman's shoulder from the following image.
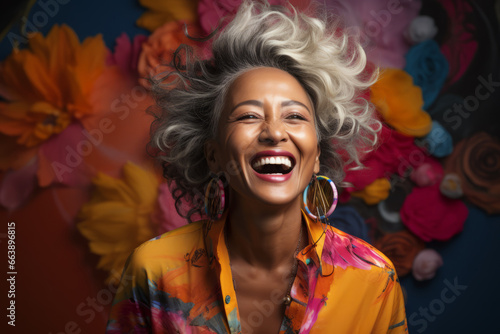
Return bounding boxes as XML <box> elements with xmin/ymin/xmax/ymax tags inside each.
<box><xmin>131</xmin><ymin>220</ymin><xmax>207</xmax><ymax>266</ymax></box>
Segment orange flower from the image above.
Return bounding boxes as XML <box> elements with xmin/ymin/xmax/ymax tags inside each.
<box><xmin>370</xmin><ymin>69</ymin><xmax>432</xmax><ymax>137</ymax></box>
<box><xmin>351</xmin><ymin>178</ymin><xmax>391</xmax><ymax>205</ymax></box>
<box><xmin>136</xmin><ymin>0</ymin><xmax>199</xmax><ymax>32</ymax></box>
<box><xmin>138</xmin><ymin>21</ymin><xmax>200</xmax><ymax>87</ymax></box>
<box><xmin>0</xmin><ymin>24</ymin><xmax>107</xmax><ymax>149</ymax></box>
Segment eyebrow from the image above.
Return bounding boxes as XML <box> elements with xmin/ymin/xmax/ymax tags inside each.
<box><xmin>230</xmin><ymin>99</ymin><xmax>311</xmax><ymax>114</ymax></box>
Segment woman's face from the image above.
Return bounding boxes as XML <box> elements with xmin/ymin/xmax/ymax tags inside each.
<box><xmin>206</xmin><ymin>67</ymin><xmax>320</xmax><ymax>207</ymax></box>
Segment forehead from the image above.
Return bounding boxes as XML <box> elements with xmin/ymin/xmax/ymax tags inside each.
<box><xmin>226</xmin><ymin>67</ymin><xmax>312</xmax><ymax>107</ymax></box>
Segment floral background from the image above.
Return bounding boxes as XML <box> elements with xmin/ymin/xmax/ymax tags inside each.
<box><xmin>0</xmin><ymin>0</ymin><xmax>499</xmax><ymax>333</ymax></box>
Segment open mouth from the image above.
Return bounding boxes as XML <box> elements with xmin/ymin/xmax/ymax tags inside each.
<box><xmin>251</xmin><ymin>156</ymin><xmax>295</xmax><ymax>175</ymax></box>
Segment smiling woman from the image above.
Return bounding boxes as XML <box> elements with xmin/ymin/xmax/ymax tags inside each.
<box><xmin>105</xmin><ymin>1</ymin><xmax>407</xmax><ymax>333</ymax></box>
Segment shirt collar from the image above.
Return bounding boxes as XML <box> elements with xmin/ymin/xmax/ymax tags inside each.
<box><xmin>208</xmin><ymin>209</ymin><xmax>330</xmax><ymax>276</ymax></box>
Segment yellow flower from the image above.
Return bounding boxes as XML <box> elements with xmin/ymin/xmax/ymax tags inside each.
<box><xmin>0</xmin><ymin>24</ymin><xmax>107</xmax><ymax>148</ymax></box>
<box><xmin>351</xmin><ymin>178</ymin><xmax>391</xmax><ymax>205</ymax></box>
<box><xmin>77</xmin><ymin>162</ymin><xmax>159</xmax><ymax>285</ymax></box>
<box><xmin>137</xmin><ymin>0</ymin><xmax>199</xmax><ymax>32</ymax></box>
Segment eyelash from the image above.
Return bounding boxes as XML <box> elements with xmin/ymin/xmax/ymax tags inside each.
<box><xmin>236</xmin><ymin>113</ymin><xmax>307</xmax><ymax>121</ymax></box>
<box><xmin>286</xmin><ymin>113</ymin><xmax>307</xmax><ymax>120</ymax></box>
<box><xmin>236</xmin><ymin>113</ymin><xmax>260</xmax><ymax>121</ymax></box>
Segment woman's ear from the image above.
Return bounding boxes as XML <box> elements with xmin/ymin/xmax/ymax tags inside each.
<box><xmin>314</xmin><ymin>144</ymin><xmax>321</xmax><ymax>174</ymax></box>
<box><xmin>204</xmin><ymin>139</ymin><xmax>219</xmax><ymax>173</ymax></box>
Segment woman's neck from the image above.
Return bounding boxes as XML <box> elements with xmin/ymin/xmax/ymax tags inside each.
<box><xmin>225</xmin><ymin>195</ymin><xmax>305</xmax><ymax>270</ymax></box>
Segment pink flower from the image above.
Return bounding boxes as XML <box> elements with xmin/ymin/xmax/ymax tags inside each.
<box><xmin>410</xmin><ymin>162</ymin><xmax>443</xmax><ymax>187</ymax></box>
<box><xmin>107</xmin><ymin>33</ymin><xmax>148</xmax><ymax>77</ymax></box>
<box><xmin>343</xmin><ymin>125</ymin><xmax>422</xmax><ymax>195</ymax></box>
<box><xmin>152</xmin><ymin>183</ymin><xmax>190</xmax><ymax>234</ymax></box>
<box><xmin>197</xmin><ymin>0</ymin><xmax>311</xmax><ymax>35</ymax></box>
<box><xmin>412</xmin><ymin>249</ymin><xmax>443</xmax><ymax>281</ymax></box>
<box><xmin>401</xmin><ymin>183</ymin><xmax>468</xmax><ymax>242</ymax></box>
<box><xmin>323</xmin><ymin>0</ymin><xmax>421</xmax><ymax>68</ymax></box>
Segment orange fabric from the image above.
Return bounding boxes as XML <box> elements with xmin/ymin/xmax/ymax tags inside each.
<box><xmin>106</xmin><ymin>211</ymin><xmax>408</xmax><ymax>333</ymax></box>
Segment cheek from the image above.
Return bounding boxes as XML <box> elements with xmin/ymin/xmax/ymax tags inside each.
<box><xmin>291</xmin><ymin>125</ymin><xmax>319</xmax><ymax>153</ymax></box>
<box><xmin>220</xmin><ymin>127</ymin><xmax>258</xmax><ymax>168</ymax></box>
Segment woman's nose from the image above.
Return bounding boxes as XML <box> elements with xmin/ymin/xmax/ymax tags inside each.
<box><xmin>258</xmin><ymin>119</ymin><xmax>287</xmax><ymax>144</ymax></box>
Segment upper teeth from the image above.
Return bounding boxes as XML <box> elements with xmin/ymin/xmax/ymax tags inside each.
<box><xmin>252</xmin><ymin>156</ymin><xmax>292</xmax><ymax>169</ymax></box>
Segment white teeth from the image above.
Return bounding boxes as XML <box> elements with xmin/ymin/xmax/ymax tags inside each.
<box><xmin>252</xmin><ymin>156</ymin><xmax>293</xmax><ymax>169</ymax></box>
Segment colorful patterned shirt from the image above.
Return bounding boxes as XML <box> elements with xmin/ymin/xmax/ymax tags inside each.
<box><xmin>106</xmin><ymin>211</ymin><xmax>408</xmax><ymax>333</ymax></box>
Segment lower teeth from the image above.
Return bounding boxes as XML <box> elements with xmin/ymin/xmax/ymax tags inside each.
<box><xmin>268</xmin><ymin>173</ymin><xmax>283</xmax><ymax>175</ymax></box>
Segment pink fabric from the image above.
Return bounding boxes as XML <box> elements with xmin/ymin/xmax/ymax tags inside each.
<box><xmin>401</xmin><ymin>183</ymin><xmax>468</xmax><ymax>242</ymax></box>
<box><xmin>324</xmin><ymin>0</ymin><xmax>421</xmax><ymax>68</ymax></box>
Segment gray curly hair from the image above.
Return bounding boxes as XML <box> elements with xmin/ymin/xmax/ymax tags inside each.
<box><xmin>149</xmin><ymin>0</ymin><xmax>380</xmax><ymax>221</ymax></box>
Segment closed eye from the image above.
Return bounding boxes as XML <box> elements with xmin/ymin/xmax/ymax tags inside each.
<box><xmin>286</xmin><ymin>113</ymin><xmax>307</xmax><ymax>120</ymax></box>
<box><xmin>236</xmin><ymin>113</ymin><xmax>260</xmax><ymax>121</ymax></box>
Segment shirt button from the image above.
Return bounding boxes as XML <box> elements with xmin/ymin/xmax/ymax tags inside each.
<box><xmin>225</xmin><ymin>295</ymin><xmax>231</xmax><ymax>304</ymax></box>
<box><xmin>306</xmin><ymin>258</ymin><xmax>311</xmax><ymax>265</ymax></box>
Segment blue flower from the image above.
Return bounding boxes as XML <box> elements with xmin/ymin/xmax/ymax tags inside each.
<box><xmin>328</xmin><ymin>206</ymin><xmax>369</xmax><ymax>242</ymax></box>
<box><xmin>404</xmin><ymin>40</ymin><xmax>449</xmax><ymax>109</ymax></box>
<box><xmin>421</xmin><ymin>121</ymin><xmax>453</xmax><ymax>157</ymax></box>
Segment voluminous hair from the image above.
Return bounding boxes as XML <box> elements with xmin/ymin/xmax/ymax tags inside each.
<box><xmin>149</xmin><ymin>0</ymin><xmax>380</xmax><ymax>222</ymax></box>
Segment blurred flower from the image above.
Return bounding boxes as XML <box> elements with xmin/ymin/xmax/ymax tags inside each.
<box><xmin>351</xmin><ymin>178</ymin><xmax>391</xmax><ymax>205</ymax></box>
<box><xmin>0</xmin><ymin>157</ymin><xmax>37</xmax><ymax>211</ymax></box>
<box><xmin>412</xmin><ymin>248</ymin><xmax>443</xmax><ymax>281</ymax></box>
<box><xmin>440</xmin><ymin>173</ymin><xmax>463</xmax><ymax>199</ymax></box>
<box><xmin>374</xmin><ymin>230</ymin><xmax>425</xmax><ymax>277</ymax></box>
<box><xmin>370</xmin><ymin>69</ymin><xmax>432</xmax><ymax>137</ymax></box>
<box><xmin>439</xmin><ymin>0</ymin><xmax>478</xmax><ymax>86</ymax></box>
<box><xmin>343</xmin><ymin>125</ymin><xmax>423</xmax><ymax>194</ymax></box>
<box><xmin>136</xmin><ymin>0</ymin><xmax>198</xmax><ymax>32</ymax></box>
<box><xmin>420</xmin><ymin>121</ymin><xmax>453</xmax><ymax>158</ymax></box>
<box><xmin>401</xmin><ymin>183</ymin><xmax>468</xmax><ymax>242</ymax></box>
<box><xmin>404</xmin><ymin>40</ymin><xmax>449</xmax><ymax>109</ymax></box>
<box><xmin>107</xmin><ymin>33</ymin><xmax>148</xmax><ymax>78</ymax></box>
<box><xmin>405</xmin><ymin>15</ymin><xmax>438</xmax><ymax>44</ymax></box>
<box><xmin>0</xmin><ymin>24</ymin><xmax>107</xmax><ymax>150</ymax></box>
<box><xmin>328</xmin><ymin>205</ymin><xmax>369</xmax><ymax>242</ymax></box>
<box><xmin>410</xmin><ymin>161</ymin><xmax>443</xmax><ymax>187</ymax></box>
<box><xmin>152</xmin><ymin>183</ymin><xmax>190</xmax><ymax>234</ymax></box>
<box><xmin>323</xmin><ymin>0</ymin><xmax>421</xmax><ymax>69</ymax></box>
<box><xmin>77</xmin><ymin>162</ymin><xmax>159</xmax><ymax>284</ymax></box>
<box><xmin>198</xmin><ymin>0</ymin><xmax>293</xmax><ymax>35</ymax></box>
<box><xmin>444</xmin><ymin>132</ymin><xmax>500</xmax><ymax>213</ymax></box>
<box><xmin>138</xmin><ymin>21</ymin><xmax>201</xmax><ymax>87</ymax></box>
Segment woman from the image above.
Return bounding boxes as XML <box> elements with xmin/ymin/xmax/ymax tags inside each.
<box><xmin>106</xmin><ymin>1</ymin><xmax>407</xmax><ymax>333</ymax></box>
